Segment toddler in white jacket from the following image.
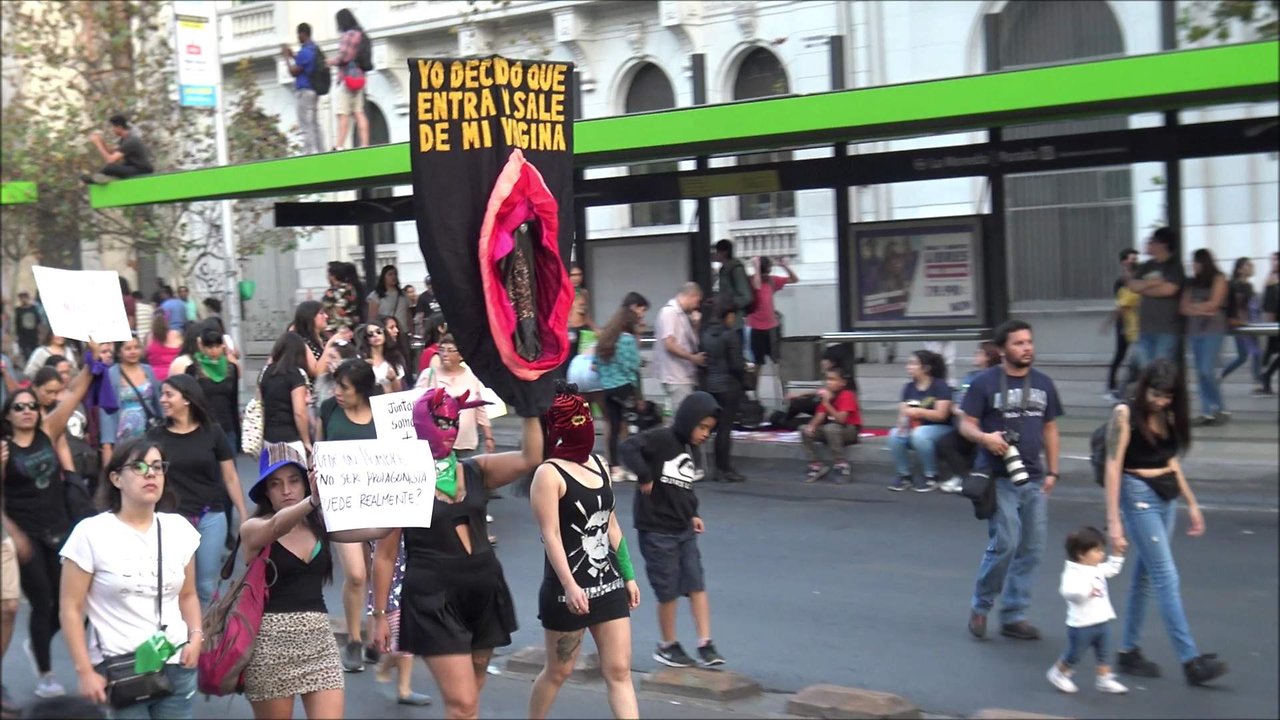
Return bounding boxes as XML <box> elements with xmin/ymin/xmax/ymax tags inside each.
<box><xmin>1046</xmin><ymin>526</ymin><xmax>1128</xmax><ymax>694</ymax></box>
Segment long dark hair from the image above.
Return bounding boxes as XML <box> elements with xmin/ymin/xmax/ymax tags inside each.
<box><xmin>1189</xmin><ymin>248</ymin><xmax>1221</xmax><ymax>288</ymax></box>
<box><xmin>596</xmin><ymin>306</ymin><xmax>640</xmax><ymax>362</ymax></box>
<box><xmin>374</xmin><ymin>265</ymin><xmax>397</xmax><ymax>299</ymax></box>
<box><xmin>177</xmin><ymin>321</ymin><xmax>205</xmax><ymax>359</ymax></box>
<box><xmin>252</xmin><ymin>463</ymin><xmax>332</xmax><ymax>584</ymax></box>
<box><xmin>96</xmin><ymin>436</ymin><xmax>177</xmax><ymax>513</ymax></box>
<box><xmin>424</xmin><ymin>313</ymin><xmax>448</xmax><ymax>347</ymax></box>
<box><xmin>911</xmin><ymin>349</ymin><xmax>947</xmax><ymax>382</ymax></box>
<box><xmin>265</xmin><ymin>332</ymin><xmax>311</xmax><ymax>381</ymax></box>
<box><xmin>376</xmin><ymin>315</ymin><xmax>408</xmax><ymax>370</ymax></box>
<box><xmin>0</xmin><ymin>388</ymin><xmax>42</xmax><ymax>438</ymax></box>
<box><xmin>293</xmin><ymin>300</ymin><xmax>325</xmax><ymax>348</ymax></box>
<box><xmin>335</xmin><ymin>7</ymin><xmax>361</xmax><ymax>32</ymax></box>
<box><xmin>1131</xmin><ymin>358</ymin><xmax>1190</xmax><ymax>453</ymax></box>
<box><xmin>161</xmin><ymin>374</ymin><xmax>216</xmax><ymax>429</ymax></box>
<box><xmin>1231</xmin><ymin>257</ymin><xmax>1251</xmax><ymax>281</ymax></box>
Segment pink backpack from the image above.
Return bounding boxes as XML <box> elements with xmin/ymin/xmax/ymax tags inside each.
<box><xmin>198</xmin><ymin>542</ymin><xmax>274</xmax><ymax>696</ymax></box>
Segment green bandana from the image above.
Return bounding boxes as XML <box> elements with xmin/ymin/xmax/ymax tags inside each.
<box><xmin>435</xmin><ymin>453</ymin><xmax>459</xmax><ymax>499</ymax></box>
<box><xmin>195</xmin><ymin>352</ymin><xmax>228</xmax><ymax>383</ymax></box>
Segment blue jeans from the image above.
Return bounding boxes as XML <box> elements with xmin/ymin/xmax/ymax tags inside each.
<box><xmin>971</xmin><ymin>477</ymin><xmax>1047</xmax><ymax>624</ymax></box>
<box><xmin>1061</xmin><ymin>621</ymin><xmax>1111</xmax><ymax>667</ymax></box>
<box><xmin>1220</xmin><ymin>334</ymin><xmax>1260</xmax><ymax>382</ymax></box>
<box><xmin>110</xmin><ymin>665</ymin><xmax>196</xmax><ymax>719</ymax></box>
<box><xmin>1188</xmin><ymin>333</ymin><xmax>1226</xmax><ymax>415</ymax></box>
<box><xmin>888</xmin><ymin>424</ymin><xmax>953</xmax><ymax>477</ymax></box>
<box><xmin>192</xmin><ymin>510</ymin><xmax>229</xmax><ymax>605</ymax></box>
<box><xmin>1137</xmin><ymin>333</ymin><xmax>1179</xmax><ymax>365</ymax></box>
<box><xmin>1119</xmin><ymin>474</ymin><xmax>1200</xmax><ymax>663</ymax></box>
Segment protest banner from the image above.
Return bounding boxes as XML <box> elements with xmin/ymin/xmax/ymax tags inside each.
<box><xmin>32</xmin><ymin>266</ymin><xmax>134</xmax><ymax>342</ymax></box>
<box><xmin>370</xmin><ymin>386</ymin><xmax>427</xmax><ymax>440</ymax></box>
<box><xmin>311</xmin><ymin>439</ymin><xmax>437</xmax><ymax>532</ymax></box>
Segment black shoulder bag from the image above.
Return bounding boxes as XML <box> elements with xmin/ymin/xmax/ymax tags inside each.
<box><xmin>121</xmin><ymin>368</ymin><xmax>165</xmax><ymax>431</ymax></box>
<box><xmin>962</xmin><ymin>372</ymin><xmax>1030</xmax><ymax>520</ymax></box>
<box><xmin>95</xmin><ymin>517</ymin><xmax>174</xmax><ymax>709</ymax></box>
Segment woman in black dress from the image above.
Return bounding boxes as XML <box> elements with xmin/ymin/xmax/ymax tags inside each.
<box><xmin>527</xmin><ymin>389</ymin><xmax>639</xmax><ymax>719</ymax></box>
<box><xmin>368</xmin><ymin>389</ymin><xmax>542</xmax><ymax>719</ymax></box>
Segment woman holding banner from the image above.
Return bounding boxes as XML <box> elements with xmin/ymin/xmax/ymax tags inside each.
<box><xmin>316</xmin><ymin>358</ymin><xmax>381</xmax><ymax>673</ymax></box>
<box><xmin>527</xmin><ymin>387</ymin><xmax>640</xmax><ymax>719</ymax></box>
<box><xmin>369</xmin><ymin>389</ymin><xmax>543</xmax><ymax>720</ymax></box>
<box><xmin>239</xmin><ymin>442</ymin><xmax>345</xmax><ymax>718</ymax></box>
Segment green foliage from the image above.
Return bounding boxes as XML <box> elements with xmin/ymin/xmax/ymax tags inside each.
<box><xmin>1179</xmin><ymin>0</ymin><xmax>1279</xmax><ymax>43</ymax></box>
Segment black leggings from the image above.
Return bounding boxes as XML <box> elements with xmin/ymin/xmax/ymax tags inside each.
<box><xmin>712</xmin><ymin>389</ymin><xmax>743</xmax><ymax>473</ymax></box>
<box><xmin>18</xmin><ymin>536</ymin><xmax>64</xmax><ymax>673</ymax></box>
<box><xmin>603</xmin><ymin>384</ymin><xmax>635</xmax><ymax>467</ymax></box>
<box><xmin>1262</xmin><ymin>336</ymin><xmax>1280</xmax><ymax>391</ymax></box>
<box><xmin>1107</xmin><ymin>324</ymin><xmax>1130</xmax><ymax>393</ymax></box>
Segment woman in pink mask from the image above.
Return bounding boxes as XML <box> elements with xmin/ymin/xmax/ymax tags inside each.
<box><xmin>527</xmin><ymin>386</ymin><xmax>640</xmax><ymax>719</ymax></box>
<box><xmin>368</xmin><ymin>390</ymin><xmax>542</xmax><ymax>719</ymax></box>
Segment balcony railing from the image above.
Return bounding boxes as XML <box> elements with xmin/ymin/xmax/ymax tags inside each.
<box><xmin>729</xmin><ymin>226</ymin><xmax>798</xmax><ymax>262</ymax></box>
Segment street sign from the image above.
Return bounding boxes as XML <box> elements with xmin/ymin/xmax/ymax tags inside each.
<box><xmin>173</xmin><ymin>1</ymin><xmax>219</xmax><ymax>108</ymax></box>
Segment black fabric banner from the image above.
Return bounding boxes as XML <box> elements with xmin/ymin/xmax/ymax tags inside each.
<box><xmin>408</xmin><ymin>56</ymin><xmax>576</xmax><ymax>418</ymax></box>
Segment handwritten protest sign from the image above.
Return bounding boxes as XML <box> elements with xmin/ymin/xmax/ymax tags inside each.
<box><xmin>312</xmin><ymin>439</ymin><xmax>436</xmax><ymax>532</ymax></box>
<box><xmin>370</xmin><ymin>387</ymin><xmax>427</xmax><ymax>441</ymax></box>
<box><xmin>32</xmin><ymin>266</ymin><xmax>134</xmax><ymax>342</ymax></box>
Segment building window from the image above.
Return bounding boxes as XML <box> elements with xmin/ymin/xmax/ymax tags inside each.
<box><xmin>626</xmin><ymin>63</ymin><xmax>680</xmax><ymax>228</ymax></box>
<box><xmin>993</xmin><ymin>1</ymin><xmax>1130</xmax><ymax>303</ymax></box>
<box><xmin>733</xmin><ymin>48</ymin><xmax>794</xmax><ymax>220</ymax></box>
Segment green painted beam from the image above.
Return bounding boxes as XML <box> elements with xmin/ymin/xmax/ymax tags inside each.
<box><xmin>1</xmin><ymin>182</ymin><xmax>38</xmax><ymax>205</ymax></box>
<box><xmin>91</xmin><ymin>40</ymin><xmax>1279</xmax><ymax>209</ymax></box>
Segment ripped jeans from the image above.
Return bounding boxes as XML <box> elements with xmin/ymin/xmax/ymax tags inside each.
<box><xmin>1118</xmin><ymin>473</ymin><xmax>1200</xmax><ymax>663</ymax></box>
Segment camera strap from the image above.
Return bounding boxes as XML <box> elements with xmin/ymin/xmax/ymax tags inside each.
<box><xmin>999</xmin><ymin>369</ymin><xmax>1032</xmax><ymax>436</ymax></box>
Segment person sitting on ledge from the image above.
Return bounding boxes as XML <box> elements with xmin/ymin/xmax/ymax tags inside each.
<box><xmin>81</xmin><ymin>114</ymin><xmax>154</xmax><ymax>185</ymax></box>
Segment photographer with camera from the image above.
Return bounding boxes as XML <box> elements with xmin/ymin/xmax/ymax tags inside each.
<box><xmin>960</xmin><ymin>320</ymin><xmax>1063</xmax><ymax>643</ymax></box>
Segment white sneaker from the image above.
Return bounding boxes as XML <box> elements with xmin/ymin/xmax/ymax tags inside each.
<box><xmin>1046</xmin><ymin>664</ymin><xmax>1078</xmax><ymax>693</ymax></box>
<box><xmin>1095</xmin><ymin>673</ymin><xmax>1128</xmax><ymax>694</ymax></box>
<box><xmin>939</xmin><ymin>476</ymin><xmax>964</xmax><ymax>494</ymax></box>
<box><xmin>34</xmin><ymin>674</ymin><xmax>66</xmax><ymax>699</ymax></box>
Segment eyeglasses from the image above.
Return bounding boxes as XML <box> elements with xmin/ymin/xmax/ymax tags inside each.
<box><xmin>11</xmin><ymin>402</ymin><xmax>38</xmax><ymax>412</ymax></box>
<box><xmin>434</xmin><ymin>417</ymin><xmax>458</xmax><ymax>430</ymax></box>
<box><xmin>126</xmin><ymin>461</ymin><xmax>170</xmax><ymax>476</ymax></box>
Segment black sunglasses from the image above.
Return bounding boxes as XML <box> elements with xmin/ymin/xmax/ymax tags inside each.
<box><xmin>11</xmin><ymin>402</ymin><xmax>39</xmax><ymax>412</ymax></box>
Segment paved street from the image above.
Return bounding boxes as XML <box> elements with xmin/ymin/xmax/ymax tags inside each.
<box><xmin>4</xmin><ymin>452</ymin><xmax>1276</xmax><ymax>719</ymax></box>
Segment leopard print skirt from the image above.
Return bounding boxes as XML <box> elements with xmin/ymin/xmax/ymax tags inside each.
<box><xmin>243</xmin><ymin>611</ymin><xmax>344</xmax><ymax>703</ymax></box>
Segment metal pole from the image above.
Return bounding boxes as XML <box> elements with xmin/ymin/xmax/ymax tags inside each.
<box><xmin>211</xmin><ymin>13</ymin><xmax>243</xmax><ymax>360</ymax></box>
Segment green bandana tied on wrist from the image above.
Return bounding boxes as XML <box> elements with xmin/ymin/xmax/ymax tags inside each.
<box><xmin>435</xmin><ymin>453</ymin><xmax>459</xmax><ymax>499</ymax></box>
<box><xmin>195</xmin><ymin>352</ymin><xmax>228</xmax><ymax>383</ymax></box>
<box><xmin>615</xmin><ymin>536</ymin><xmax>635</xmax><ymax>582</ymax></box>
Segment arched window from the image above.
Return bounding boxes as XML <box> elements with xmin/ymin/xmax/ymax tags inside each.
<box><xmin>626</xmin><ymin>63</ymin><xmax>680</xmax><ymax>227</ymax></box>
<box><xmin>733</xmin><ymin>48</ymin><xmax>794</xmax><ymax>220</ymax></box>
<box><xmin>995</xmin><ymin>1</ymin><xmax>1130</xmax><ymax>302</ymax></box>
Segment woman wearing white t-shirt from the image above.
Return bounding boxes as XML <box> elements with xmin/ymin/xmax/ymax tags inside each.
<box><xmin>59</xmin><ymin>436</ymin><xmax>202</xmax><ymax>718</ymax></box>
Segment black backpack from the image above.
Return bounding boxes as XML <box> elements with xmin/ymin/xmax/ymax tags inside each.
<box><xmin>356</xmin><ymin>32</ymin><xmax>373</xmax><ymax>72</ymax></box>
<box><xmin>308</xmin><ymin>43</ymin><xmax>331</xmax><ymax>96</ymax></box>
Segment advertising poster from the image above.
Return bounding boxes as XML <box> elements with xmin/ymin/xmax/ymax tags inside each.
<box><xmin>849</xmin><ymin>218</ymin><xmax>984</xmax><ymax>328</ymax></box>
<box><xmin>408</xmin><ymin>56</ymin><xmax>576</xmax><ymax>418</ymax></box>
<box><xmin>173</xmin><ymin>0</ymin><xmax>219</xmax><ymax>108</ymax></box>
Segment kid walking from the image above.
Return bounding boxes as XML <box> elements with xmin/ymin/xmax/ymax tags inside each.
<box><xmin>1047</xmin><ymin>526</ymin><xmax>1128</xmax><ymax>694</ymax></box>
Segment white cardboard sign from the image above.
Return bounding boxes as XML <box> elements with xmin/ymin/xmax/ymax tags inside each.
<box><xmin>311</xmin><ymin>439</ymin><xmax>436</xmax><ymax>532</ymax></box>
<box><xmin>32</xmin><ymin>266</ymin><xmax>134</xmax><ymax>343</ymax></box>
<box><xmin>370</xmin><ymin>387</ymin><xmax>427</xmax><ymax>441</ymax></box>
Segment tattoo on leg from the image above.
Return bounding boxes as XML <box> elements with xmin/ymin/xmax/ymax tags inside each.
<box><xmin>555</xmin><ymin>631</ymin><xmax>585</xmax><ymax>663</ymax></box>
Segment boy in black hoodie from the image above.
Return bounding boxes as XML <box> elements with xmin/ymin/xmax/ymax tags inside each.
<box><xmin>619</xmin><ymin>391</ymin><xmax>725</xmax><ymax>668</ymax></box>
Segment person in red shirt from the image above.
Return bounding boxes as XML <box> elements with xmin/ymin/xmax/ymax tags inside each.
<box><xmin>746</xmin><ymin>257</ymin><xmax>798</xmax><ymax>400</ymax></box>
<box><xmin>801</xmin><ymin>367</ymin><xmax>862</xmax><ymax>483</ymax></box>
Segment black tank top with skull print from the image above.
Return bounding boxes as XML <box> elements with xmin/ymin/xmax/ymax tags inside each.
<box><xmin>541</xmin><ymin>457</ymin><xmax>624</xmax><ymax>600</ymax></box>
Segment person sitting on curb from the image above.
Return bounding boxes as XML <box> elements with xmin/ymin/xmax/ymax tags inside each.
<box><xmin>801</xmin><ymin>366</ymin><xmax>862</xmax><ymax>483</ymax></box>
<box><xmin>81</xmin><ymin>114</ymin><xmax>154</xmax><ymax>185</ymax></box>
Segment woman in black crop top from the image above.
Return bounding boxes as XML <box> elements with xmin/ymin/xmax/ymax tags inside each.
<box><xmin>368</xmin><ymin>389</ymin><xmax>543</xmax><ymax>720</ymax></box>
<box><xmin>238</xmin><ymin>443</ymin><xmax>343</xmax><ymax>717</ymax></box>
<box><xmin>528</xmin><ymin>389</ymin><xmax>640</xmax><ymax>719</ymax></box>
<box><xmin>1101</xmin><ymin>360</ymin><xmax>1227</xmax><ymax>686</ymax></box>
